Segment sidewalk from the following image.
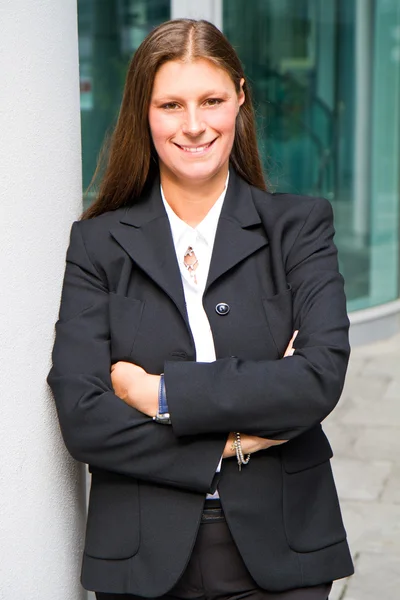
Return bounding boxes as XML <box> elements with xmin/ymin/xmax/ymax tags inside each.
<box><xmin>325</xmin><ymin>332</ymin><xmax>400</xmax><ymax>600</ymax></box>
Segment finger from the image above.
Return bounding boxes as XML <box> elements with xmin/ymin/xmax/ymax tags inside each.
<box><xmin>290</xmin><ymin>330</ymin><xmax>299</xmax><ymax>354</ymax></box>
<box><xmin>111</xmin><ymin>361</ymin><xmax>125</xmax><ymax>370</ymax></box>
<box><xmin>283</xmin><ymin>330</ymin><xmax>299</xmax><ymax>357</ymax></box>
<box><xmin>283</xmin><ymin>344</ymin><xmax>294</xmax><ymax>357</ymax></box>
<box><xmin>284</xmin><ymin>347</ymin><xmax>294</xmax><ymax>358</ymax></box>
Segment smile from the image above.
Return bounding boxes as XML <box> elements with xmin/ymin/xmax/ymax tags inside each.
<box><xmin>174</xmin><ymin>138</ymin><xmax>217</xmax><ymax>154</ymax></box>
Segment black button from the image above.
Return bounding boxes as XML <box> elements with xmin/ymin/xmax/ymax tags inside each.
<box><xmin>170</xmin><ymin>351</ymin><xmax>188</xmax><ymax>360</ymax></box>
<box><xmin>215</xmin><ymin>302</ymin><xmax>230</xmax><ymax>316</ymax></box>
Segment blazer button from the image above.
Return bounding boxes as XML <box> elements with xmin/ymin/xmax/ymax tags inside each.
<box><xmin>215</xmin><ymin>302</ymin><xmax>230</xmax><ymax>316</ymax></box>
<box><xmin>170</xmin><ymin>351</ymin><xmax>188</xmax><ymax>360</ymax></box>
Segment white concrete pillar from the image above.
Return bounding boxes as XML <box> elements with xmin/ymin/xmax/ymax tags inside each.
<box><xmin>0</xmin><ymin>1</ymin><xmax>86</xmax><ymax>599</ymax></box>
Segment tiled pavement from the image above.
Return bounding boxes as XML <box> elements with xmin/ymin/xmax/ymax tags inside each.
<box><xmin>88</xmin><ymin>332</ymin><xmax>400</xmax><ymax>600</ymax></box>
<box><xmin>325</xmin><ymin>332</ymin><xmax>400</xmax><ymax>600</ymax></box>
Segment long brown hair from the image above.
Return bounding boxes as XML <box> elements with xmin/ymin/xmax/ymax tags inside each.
<box><xmin>82</xmin><ymin>19</ymin><xmax>266</xmax><ymax>220</ymax></box>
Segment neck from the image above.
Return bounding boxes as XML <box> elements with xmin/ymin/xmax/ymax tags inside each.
<box><xmin>160</xmin><ymin>164</ymin><xmax>229</xmax><ymax>227</ymax></box>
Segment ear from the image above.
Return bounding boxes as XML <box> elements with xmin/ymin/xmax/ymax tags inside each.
<box><xmin>238</xmin><ymin>78</ymin><xmax>245</xmax><ymax>108</ymax></box>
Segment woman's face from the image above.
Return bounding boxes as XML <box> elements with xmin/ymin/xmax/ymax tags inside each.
<box><xmin>148</xmin><ymin>58</ymin><xmax>245</xmax><ymax>185</ymax></box>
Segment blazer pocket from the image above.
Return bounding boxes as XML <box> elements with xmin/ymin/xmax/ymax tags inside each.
<box><xmin>108</xmin><ymin>292</ymin><xmax>144</xmax><ymax>361</ymax></box>
<box><xmin>262</xmin><ymin>284</ymin><xmax>293</xmax><ymax>357</ymax></box>
<box><xmin>282</xmin><ymin>424</ymin><xmax>333</xmax><ymax>473</ymax></box>
<box><xmin>85</xmin><ymin>470</ymin><xmax>140</xmax><ymax>559</ymax></box>
<box><xmin>281</xmin><ymin>426</ymin><xmax>347</xmax><ymax>553</ymax></box>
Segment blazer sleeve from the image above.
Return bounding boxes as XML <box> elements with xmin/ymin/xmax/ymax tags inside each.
<box><xmin>165</xmin><ymin>198</ymin><xmax>350</xmax><ymax>440</ymax></box>
<box><xmin>47</xmin><ymin>222</ymin><xmax>225</xmax><ymax>493</ymax></box>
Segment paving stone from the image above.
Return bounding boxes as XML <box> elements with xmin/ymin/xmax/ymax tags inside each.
<box><xmin>352</xmin><ymin>332</ymin><xmax>400</xmax><ymax>359</ymax></box>
<box><xmin>341</xmin><ymin>552</ymin><xmax>400</xmax><ymax>600</ymax></box>
<box><xmin>327</xmin><ymin>385</ymin><xmax>360</xmax><ymax>424</ymax></box>
<box><xmin>384</xmin><ymin>379</ymin><xmax>400</xmax><ymax>399</ymax></box>
<box><xmin>340</xmin><ymin>372</ymin><xmax>390</xmax><ymax>403</ymax></box>
<box><xmin>345</xmin><ymin>356</ymin><xmax>366</xmax><ymax>377</ymax></box>
<box><xmin>353</xmin><ymin>427</ymin><xmax>400</xmax><ymax>462</ymax></box>
<box><xmin>330</xmin><ymin>577</ymin><xmax>349</xmax><ymax>600</ymax></box>
<box><xmin>341</xmin><ymin>394</ymin><xmax>400</xmax><ymax>427</ymax></box>
<box><xmin>322</xmin><ymin>420</ymin><xmax>358</xmax><ymax>456</ymax></box>
<box><xmin>326</xmin><ymin>395</ymin><xmax>355</xmax><ymax>422</ymax></box>
<box><xmin>360</xmin><ymin>354</ymin><xmax>400</xmax><ymax>380</ymax></box>
<box><xmin>381</xmin><ymin>465</ymin><xmax>400</xmax><ymax>504</ymax></box>
<box><xmin>331</xmin><ymin>458</ymin><xmax>392</xmax><ymax>501</ymax></box>
<box><xmin>339</xmin><ymin>501</ymin><xmax>400</xmax><ymax>555</ymax></box>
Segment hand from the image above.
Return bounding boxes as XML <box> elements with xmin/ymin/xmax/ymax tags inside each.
<box><xmin>222</xmin><ymin>432</ymin><xmax>287</xmax><ymax>458</ymax></box>
<box><xmin>221</xmin><ymin>330</ymin><xmax>298</xmax><ymax>458</ymax></box>
<box><xmin>111</xmin><ymin>361</ymin><xmax>159</xmax><ymax>417</ymax></box>
<box><xmin>283</xmin><ymin>330</ymin><xmax>298</xmax><ymax>357</ymax></box>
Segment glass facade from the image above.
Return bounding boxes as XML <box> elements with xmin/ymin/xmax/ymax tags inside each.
<box><xmin>78</xmin><ymin>0</ymin><xmax>170</xmax><ymax>192</ymax></box>
<box><xmin>77</xmin><ymin>0</ymin><xmax>400</xmax><ymax>313</ymax></box>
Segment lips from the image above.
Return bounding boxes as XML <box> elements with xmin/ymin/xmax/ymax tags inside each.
<box><xmin>174</xmin><ymin>138</ymin><xmax>217</xmax><ymax>153</ymax></box>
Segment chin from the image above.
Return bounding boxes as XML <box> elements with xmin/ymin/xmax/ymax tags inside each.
<box><xmin>171</xmin><ymin>161</ymin><xmax>226</xmax><ymax>183</ymax></box>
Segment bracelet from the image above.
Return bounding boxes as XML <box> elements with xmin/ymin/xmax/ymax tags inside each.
<box><xmin>232</xmin><ymin>432</ymin><xmax>251</xmax><ymax>471</ymax></box>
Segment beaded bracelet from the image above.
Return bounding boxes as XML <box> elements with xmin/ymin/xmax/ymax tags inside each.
<box><xmin>232</xmin><ymin>432</ymin><xmax>251</xmax><ymax>471</ymax></box>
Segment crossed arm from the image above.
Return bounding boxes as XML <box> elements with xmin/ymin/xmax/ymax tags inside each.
<box><xmin>109</xmin><ymin>331</ymin><xmax>298</xmax><ymax>458</ymax></box>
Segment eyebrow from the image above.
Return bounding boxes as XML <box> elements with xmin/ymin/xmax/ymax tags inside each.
<box><xmin>152</xmin><ymin>90</ymin><xmax>230</xmax><ymax>102</ymax></box>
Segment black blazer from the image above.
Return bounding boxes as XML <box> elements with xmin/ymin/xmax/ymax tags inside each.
<box><xmin>48</xmin><ymin>167</ymin><xmax>354</xmax><ymax>595</ymax></box>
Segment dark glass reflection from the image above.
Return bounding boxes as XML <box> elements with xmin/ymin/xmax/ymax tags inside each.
<box><xmin>78</xmin><ymin>0</ymin><xmax>170</xmax><ymax>193</ymax></box>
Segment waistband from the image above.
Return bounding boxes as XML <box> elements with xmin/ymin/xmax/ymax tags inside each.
<box><xmin>202</xmin><ymin>499</ymin><xmax>224</xmax><ymax>523</ymax></box>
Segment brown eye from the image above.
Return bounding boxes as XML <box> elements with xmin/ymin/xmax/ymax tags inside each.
<box><xmin>204</xmin><ymin>98</ymin><xmax>223</xmax><ymax>107</ymax></box>
<box><xmin>162</xmin><ymin>103</ymin><xmax>180</xmax><ymax>110</ymax></box>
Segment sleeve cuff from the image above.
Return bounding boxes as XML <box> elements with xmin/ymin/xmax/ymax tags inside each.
<box><xmin>158</xmin><ymin>373</ymin><xmax>169</xmax><ymax>414</ymax></box>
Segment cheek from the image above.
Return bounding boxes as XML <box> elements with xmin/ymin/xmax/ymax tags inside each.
<box><xmin>208</xmin><ymin>106</ymin><xmax>237</xmax><ymax>139</ymax></box>
<box><xmin>148</xmin><ymin>112</ymin><xmax>174</xmax><ymax>148</ymax></box>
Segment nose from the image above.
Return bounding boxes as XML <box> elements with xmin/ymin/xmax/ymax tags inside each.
<box><xmin>181</xmin><ymin>106</ymin><xmax>206</xmax><ymax>137</ymax></box>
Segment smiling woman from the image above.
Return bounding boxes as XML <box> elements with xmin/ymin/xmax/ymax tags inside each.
<box><xmin>48</xmin><ymin>18</ymin><xmax>353</xmax><ymax>600</ymax></box>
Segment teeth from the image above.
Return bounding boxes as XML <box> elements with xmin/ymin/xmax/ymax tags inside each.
<box><xmin>179</xmin><ymin>142</ymin><xmax>212</xmax><ymax>153</ymax></box>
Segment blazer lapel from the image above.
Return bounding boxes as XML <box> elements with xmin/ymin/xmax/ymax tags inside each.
<box><xmin>206</xmin><ymin>168</ymin><xmax>268</xmax><ymax>292</ymax></box>
<box><xmin>110</xmin><ymin>180</ymin><xmax>188</xmax><ymax>323</ymax></box>
<box><xmin>110</xmin><ymin>168</ymin><xmax>268</xmax><ymax>314</ymax></box>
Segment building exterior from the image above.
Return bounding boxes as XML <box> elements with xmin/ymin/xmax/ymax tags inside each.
<box><xmin>0</xmin><ymin>1</ymin><xmax>399</xmax><ymax>599</ymax></box>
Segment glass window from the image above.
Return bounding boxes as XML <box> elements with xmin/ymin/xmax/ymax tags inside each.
<box><xmin>78</xmin><ymin>0</ymin><xmax>170</xmax><ymax>204</ymax></box>
<box><xmin>223</xmin><ymin>0</ymin><xmax>400</xmax><ymax>311</ymax></box>
<box><xmin>368</xmin><ymin>0</ymin><xmax>400</xmax><ymax>309</ymax></box>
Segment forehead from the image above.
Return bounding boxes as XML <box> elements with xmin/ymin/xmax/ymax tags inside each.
<box><xmin>151</xmin><ymin>58</ymin><xmax>235</xmax><ymax>98</ymax></box>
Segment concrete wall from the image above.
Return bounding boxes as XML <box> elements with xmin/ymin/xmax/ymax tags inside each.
<box><xmin>0</xmin><ymin>1</ymin><xmax>86</xmax><ymax>598</ymax></box>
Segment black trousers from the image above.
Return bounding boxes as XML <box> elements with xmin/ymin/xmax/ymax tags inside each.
<box><xmin>95</xmin><ymin>504</ymin><xmax>332</xmax><ymax>600</ymax></box>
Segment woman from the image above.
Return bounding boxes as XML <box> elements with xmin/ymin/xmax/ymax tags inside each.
<box><xmin>48</xmin><ymin>18</ymin><xmax>354</xmax><ymax>600</ymax></box>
